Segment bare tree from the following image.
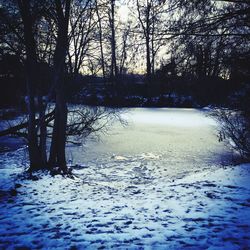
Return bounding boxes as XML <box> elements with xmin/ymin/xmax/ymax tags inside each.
<box><xmin>48</xmin><ymin>0</ymin><xmax>71</xmax><ymax>172</ymax></box>
<box><xmin>109</xmin><ymin>0</ymin><xmax>118</xmax><ymax>84</ymax></box>
<box><xmin>67</xmin><ymin>0</ymin><xmax>97</xmax><ymax>78</ymax></box>
<box><xmin>135</xmin><ymin>0</ymin><xmax>174</xmax><ymax>79</ymax></box>
<box><xmin>12</xmin><ymin>0</ymin><xmax>72</xmax><ymax>172</ymax></box>
<box><xmin>95</xmin><ymin>0</ymin><xmax>106</xmax><ymax>78</ymax></box>
<box><xmin>17</xmin><ymin>0</ymin><xmax>46</xmax><ymax>170</ymax></box>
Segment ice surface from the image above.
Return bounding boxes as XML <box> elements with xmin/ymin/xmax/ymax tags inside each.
<box><xmin>0</xmin><ymin>108</ymin><xmax>249</xmax><ymax>249</ymax></box>
<box><xmin>70</xmin><ymin>108</ymin><xmax>234</xmax><ymax>180</ymax></box>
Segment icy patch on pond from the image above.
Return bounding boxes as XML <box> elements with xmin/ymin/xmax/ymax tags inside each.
<box><xmin>123</xmin><ymin>108</ymin><xmax>216</xmax><ymax>127</ymax></box>
<box><xmin>140</xmin><ymin>152</ymin><xmax>160</xmax><ymax>159</ymax></box>
<box><xmin>111</xmin><ymin>155</ymin><xmax>129</xmax><ymax>161</ymax></box>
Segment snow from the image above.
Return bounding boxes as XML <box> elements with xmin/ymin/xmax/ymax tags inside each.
<box><xmin>0</xmin><ymin>108</ymin><xmax>250</xmax><ymax>249</ymax></box>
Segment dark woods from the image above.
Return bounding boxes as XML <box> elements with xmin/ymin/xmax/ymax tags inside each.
<box><xmin>0</xmin><ymin>0</ymin><xmax>249</xmax><ymax>170</ymax></box>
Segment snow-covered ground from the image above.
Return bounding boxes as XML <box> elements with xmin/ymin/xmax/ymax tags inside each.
<box><xmin>0</xmin><ymin>108</ymin><xmax>250</xmax><ymax>249</ymax></box>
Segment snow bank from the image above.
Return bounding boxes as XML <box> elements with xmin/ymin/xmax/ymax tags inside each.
<box><xmin>0</xmin><ymin>163</ymin><xmax>249</xmax><ymax>249</ymax></box>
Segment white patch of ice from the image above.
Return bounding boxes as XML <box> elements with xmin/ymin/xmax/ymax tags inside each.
<box><xmin>111</xmin><ymin>155</ymin><xmax>128</xmax><ymax>161</ymax></box>
<box><xmin>122</xmin><ymin>108</ymin><xmax>216</xmax><ymax>127</ymax></box>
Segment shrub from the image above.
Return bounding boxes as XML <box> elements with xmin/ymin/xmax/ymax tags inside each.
<box><xmin>210</xmin><ymin>108</ymin><xmax>250</xmax><ymax>160</ymax></box>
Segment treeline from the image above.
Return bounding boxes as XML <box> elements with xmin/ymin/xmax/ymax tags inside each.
<box><xmin>0</xmin><ymin>0</ymin><xmax>249</xmax><ymax>109</ymax></box>
<box><xmin>72</xmin><ymin>73</ymin><xmax>239</xmax><ymax>108</ymax></box>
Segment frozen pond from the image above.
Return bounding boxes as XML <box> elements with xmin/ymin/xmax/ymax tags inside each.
<box><xmin>0</xmin><ymin>108</ymin><xmax>249</xmax><ymax>249</ymax></box>
<box><xmin>69</xmin><ymin>108</ymin><xmax>233</xmax><ymax>182</ymax></box>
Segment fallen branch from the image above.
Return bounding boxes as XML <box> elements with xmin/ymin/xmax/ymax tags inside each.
<box><xmin>0</xmin><ymin>110</ymin><xmax>55</xmax><ymax>137</ymax></box>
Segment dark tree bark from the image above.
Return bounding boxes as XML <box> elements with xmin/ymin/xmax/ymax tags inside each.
<box><xmin>49</xmin><ymin>0</ymin><xmax>71</xmax><ymax>172</ymax></box>
<box><xmin>17</xmin><ymin>0</ymin><xmax>43</xmax><ymax>171</ymax></box>
<box><xmin>38</xmin><ymin>95</ymin><xmax>47</xmax><ymax>165</ymax></box>
<box><xmin>110</xmin><ymin>0</ymin><xmax>118</xmax><ymax>84</ymax></box>
<box><xmin>95</xmin><ymin>0</ymin><xmax>106</xmax><ymax>79</ymax></box>
<box><xmin>136</xmin><ymin>0</ymin><xmax>153</xmax><ymax>99</ymax></box>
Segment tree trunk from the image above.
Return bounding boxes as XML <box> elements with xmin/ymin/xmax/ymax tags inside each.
<box><xmin>49</xmin><ymin>0</ymin><xmax>71</xmax><ymax>172</ymax></box>
<box><xmin>95</xmin><ymin>0</ymin><xmax>106</xmax><ymax>79</ymax></box>
<box><xmin>26</xmin><ymin>93</ymin><xmax>42</xmax><ymax>170</ymax></box>
<box><xmin>146</xmin><ymin>35</ymin><xmax>152</xmax><ymax>99</ymax></box>
<box><xmin>110</xmin><ymin>0</ymin><xmax>117</xmax><ymax>83</ymax></box>
<box><xmin>17</xmin><ymin>0</ymin><xmax>43</xmax><ymax>171</ymax></box>
<box><xmin>38</xmin><ymin>98</ymin><xmax>46</xmax><ymax>164</ymax></box>
<box><xmin>146</xmin><ymin>36</ymin><xmax>151</xmax><ymax>78</ymax></box>
<box><xmin>56</xmin><ymin>89</ymin><xmax>67</xmax><ymax>169</ymax></box>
